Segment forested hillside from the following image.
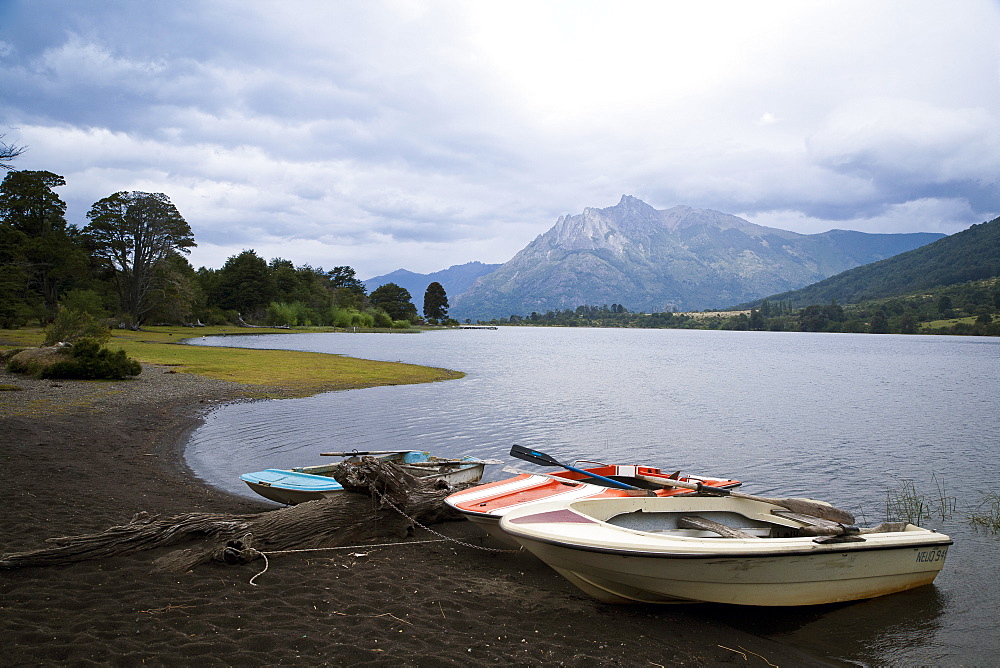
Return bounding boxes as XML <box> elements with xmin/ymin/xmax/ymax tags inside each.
<box><xmin>752</xmin><ymin>216</ymin><xmax>1000</xmax><ymax>308</ymax></box>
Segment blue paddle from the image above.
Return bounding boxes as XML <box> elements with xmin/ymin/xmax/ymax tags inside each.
<box><xmin>509</xmin><ymin>445</ymin><xmax>638</xmax><ymax>490</ymax></box>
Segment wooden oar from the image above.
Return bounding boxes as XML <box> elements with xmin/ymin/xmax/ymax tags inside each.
<box><xmin>321</xmin><ymin>451</ymin><xmax>502</xmax><ymax>465</ymax></box>
<box><xmin>501</xmin><ymin>465</ymin><xmax>591</xmax><ymax>485</ymax></box>
<box><xmin>321</xmin><ymin>450</ymin><xmax>412</xmax><ymax>456</ymax></box>
<box><xmin>636</xmin><ymin>474</ymin><xmax>856</xmax><ymax>525</ymax></box>
<box><xmin>509</xmin><ymin>445</ymin><xmax>638</xmax><ymax>490</ymax></box>
<box><xmin>500</xmin><ymin>466</ymin><xmax>653</xmax><ymax>495</ymax></box>
<box><xmin>406</xmin><ymin>459</ymin><xmax>503</xmax><ymax>467</ymax></box>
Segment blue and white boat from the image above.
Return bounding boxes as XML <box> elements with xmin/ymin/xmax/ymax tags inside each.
<box><xmin>241</xmin><ymin>450</ymin><xmax>487</xmax><ymax>505</ymax></box>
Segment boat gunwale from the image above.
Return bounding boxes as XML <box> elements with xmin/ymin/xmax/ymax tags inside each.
<box><xmin>499</xmin><ymin>497</ymin><xmax>952</xmax><ymax>559</ymax></box>
<box><xmin>505</xmin><ymin>530</ymin><xmax>954</xmax><ymax>560</ymax></box>
<box><xmin>239</xmin><ymin>468</ymin><xmax>345</xmax><ymax>490</ymax></box>
<box><xmin>444</xmin><ymin>467</ymin><xmax>742</xmax><ymax>518</ymax></box>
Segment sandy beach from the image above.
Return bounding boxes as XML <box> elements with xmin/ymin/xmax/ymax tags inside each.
<box><xmin>0</xmin><ymin>364</ymin><xmax>830</xmax><ymax>666</ymax></box>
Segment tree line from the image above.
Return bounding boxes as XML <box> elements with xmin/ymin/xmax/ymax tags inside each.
<box><xmin>0</xmin><ymin>169</ymin><xmax>455</xmax><ymax>330</ymax></box>
<box><xmin>486</xmin><ymin>280</ymin><xmax>1000</xmax><ymax>336</ymax></box>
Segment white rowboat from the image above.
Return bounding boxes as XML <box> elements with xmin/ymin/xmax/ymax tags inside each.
<box><xmin>499</xmin><ymin>495</ymin><xmax>951</xmax><ymax>607</ymax></box>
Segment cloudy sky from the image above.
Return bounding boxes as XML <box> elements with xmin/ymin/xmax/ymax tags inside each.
<box><xmin>2</xmin><ymin>1</ymin><xmax>999</xmax><ymax>278</ymax></box>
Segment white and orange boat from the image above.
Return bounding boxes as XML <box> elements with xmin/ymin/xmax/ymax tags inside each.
<box><xmin>445</xmin><ymin>461</ymin><xmax>742</xmax><ymax>545</ymax></box>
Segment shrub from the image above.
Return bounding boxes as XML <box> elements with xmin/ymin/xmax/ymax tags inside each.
<box><xmin>43</xmin><ymin>307</ymin><xmax>111</xmax><ymax>346</ymax></box>
<box><xmin>265</xmin><ymin>301</ymin><xmax>299</xmax><ymax>327</ymax></box>
<box><xmin>198</xmin><ymin>307</ymin><xmax>235</xmax><ymax>326</ymax></box>
<box><xmin>330</xmin><ymin>306</ymin><xmax>352</xmax><ymax>328</ymax></box>
<box><xmin>41</xmin><ymin>338</ymin><xmax>142</xmax><ymax>380</ymax></box>
<box><xmin>372</xmin><ymin>311</ymin><xmax>393</xmax><ymax>328</ymax></box>
<box><xmin>61</xmin><ymin>289</ymin><xmax>110</xmax><ymax>318</ymax></box>
<box><xmin>391</xmin><ymin>319</ymin><xmax>412</xmax><ymax>329</ymax></box>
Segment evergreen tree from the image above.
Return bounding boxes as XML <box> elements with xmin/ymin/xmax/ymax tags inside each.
<box><xmin>327</xmin><ymin>265</ymin><xmax>367</xmax><ymax>310</ymax></box>
<box><xmin>0</xmin><ymin>170</ymin><xmax>86</xmax><ymax>321</ymax></box>
<box><xmin>423</xmin><ymin>281</ymin><xmax>449</xmax><ymax>320</ymax></box>
<box><xmin>211</xmin><ymin>250</ymin><xmax>274</xmax><ymax>319</ymax></box>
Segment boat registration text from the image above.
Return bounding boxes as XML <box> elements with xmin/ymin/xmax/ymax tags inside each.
<box><xmin>915</xmin><ymin>547</ymin><xmax>947</xmax><ymax>563</ymax></box>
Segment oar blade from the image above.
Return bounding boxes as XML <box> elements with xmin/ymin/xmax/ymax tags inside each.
<box><xmin>509</xmin><ymin>444</ymin><xmax>561</xmax><ymax>467</ymax></box>
<box><xmin>772</xmin><ymin>498</ymin><xmax>855</xmax><ymax>525</ymax></box>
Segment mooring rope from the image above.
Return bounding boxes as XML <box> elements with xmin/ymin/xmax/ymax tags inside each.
<box><xmin>248</xmin><ymin>539</ymin><xmax>448</xmax><ymax>585</ymax></box>
<box><xmin>372</xmin><ymin>488</ymin><xmax>521</xmax><ymax>555</ymax></box>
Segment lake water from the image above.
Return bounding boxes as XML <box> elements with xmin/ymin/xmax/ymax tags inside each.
<box><xmin>185</xmin><ymin>328</ymin><xmax>1000</xmax><ymax>666</ymax></box>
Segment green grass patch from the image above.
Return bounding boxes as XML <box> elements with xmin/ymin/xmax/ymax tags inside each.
<box><xmin>921</xmin><ymin>316</ymin><xmax>978</xmax><ymax>329</ymax></box>
<box><xmin>0</xmin><ymin>327</ymin><xmax>44</xmax><ymax>349</ymax></box>
<box><xmin>2</xmin><ymin>325</ymin><xmax>464</xmax><ymax>398</ymax></box>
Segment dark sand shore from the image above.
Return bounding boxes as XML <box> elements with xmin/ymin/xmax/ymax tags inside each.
<box><xmin>0</xmin><ymin>365</ymin><xmax>831</xmax><ymax>666</ymax></box>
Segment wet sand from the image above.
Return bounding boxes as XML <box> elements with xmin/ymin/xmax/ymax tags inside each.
<box><xmin>0</xmin><ymin>365</ymin><xmax>831</xmax><ymax>666</ymax></box>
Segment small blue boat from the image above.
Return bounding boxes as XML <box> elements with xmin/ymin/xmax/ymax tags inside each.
<box><xmin>240</xmin><ymin>468</ymin><xmax>345</xmax><ymax>504</ymax></box>
<box><xmin>241</xmin><ymin>450</ymin><xmax>487</xmax><ymax>505</ymax></box>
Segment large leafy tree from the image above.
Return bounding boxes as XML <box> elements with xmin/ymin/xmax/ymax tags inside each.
<box><xmin>369</xmin><ymin>282</ymin><xmax>417</xmax><ymax>322</ymax></box>
<box><xmin>0</xmin><ymin>170</ymin><xmax>86</xmax><ymax>321</ymax></box>
<box><xmin>423</xmin><ymin>281</ymin><xmax>449</xmax><ymax>320</ymax></box>
<box><xmin>85</xmin><ymin>191</ymin><xmax>195</xmax><ymax>328</ymax></box>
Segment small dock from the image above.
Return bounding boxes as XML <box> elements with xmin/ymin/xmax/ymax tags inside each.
<box><xmin>459</xmin><ymin>325</ymin><xmax>498</xmax><ymax>330</ymax></box>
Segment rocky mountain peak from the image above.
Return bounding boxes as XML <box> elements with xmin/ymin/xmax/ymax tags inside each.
<box><xmin>449</xmin><ymin>196</ymin><xmax>944</xmax><ymax>320</ymax></box>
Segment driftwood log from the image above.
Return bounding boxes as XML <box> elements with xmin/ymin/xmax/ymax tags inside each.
<box><xmin>0</xmin><ymin>457</ymin><xmax>470</xmax><ymax>573</ymax></box>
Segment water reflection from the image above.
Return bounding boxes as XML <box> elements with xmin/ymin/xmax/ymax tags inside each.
<box><xmin>693</xmin><ymin>585</ymin><xmax>947</xmax><ymax>665</ymax></box>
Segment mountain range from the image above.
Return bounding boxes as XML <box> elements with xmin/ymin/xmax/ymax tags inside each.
<box><xmin>363</xmin><ymin>261</ymin><xmax>501</xmax><ymax>303</ymax></box>
<box><xmin>365</xmin><ymin>195</ymin><xmax>945</xmax><ymax>321</ymax></box>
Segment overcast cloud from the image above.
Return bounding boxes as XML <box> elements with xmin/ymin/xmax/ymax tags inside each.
<box><xmin>2</xmin><ymin>0</ymin><xmax>999</xmax><ymax>277</ymax></box>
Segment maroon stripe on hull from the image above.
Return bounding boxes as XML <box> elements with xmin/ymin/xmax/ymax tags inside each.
<box><xmin>506</xmin><ymin>509</ymin><xmax>597</xmax><ymax>525</ymax></box>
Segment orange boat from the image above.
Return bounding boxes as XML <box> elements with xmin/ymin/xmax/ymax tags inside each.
<box><xmin>445</xmin><ymin>462</ymin><xmax>742</xmax><ymax>546</ymax></box>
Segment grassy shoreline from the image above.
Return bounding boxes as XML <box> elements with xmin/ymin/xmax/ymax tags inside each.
<box><xmin>0</xmin><ymin>325</ymin><xmax>464</xmax><ymax>398</ymax></box>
